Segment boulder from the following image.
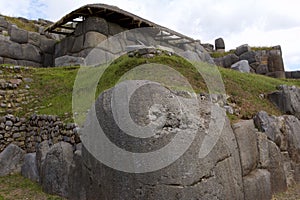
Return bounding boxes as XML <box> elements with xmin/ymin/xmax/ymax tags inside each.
<box><xmin>284</xmin><ymin>115</ymin><xmax>300</xmax><ymax>163</ymax></box>
<box><xmin>223</xmin><ymin>54</ymin><xmax>239</xmax><ymax>68</ymax></box>
<box><xmin>257</xmin><ymin>132</ymin><xmax>270</xmax><ymax>168</ymax></box>
<box><xmin>83</xmin><ymin>17</ymin><xmax>108</xmax><ymax>35</ymax></box>
<box><xmin>28</xmin><ymin>32</ymin><xmax>41</xmax><ymax>47</ymax></box>
<box><xmin>268</xmin><ymin>49</ymin><xmax>284</xmax><ymax>72</ymax></box>
<box><xmin>41</xmin><ymin>142</ymin><xmax>74</xmax><ymax>198</ymax></box>
<box><xmin>10</xmin><ymin>25</ymin><xmax>28</xmax><ymax>44</ymax></box>
<box><xmin>235</xmin><ymin>44</ymin><xmax>251</xmax><ymax>56</ymax></box>
<box><xmin>40</xmin><ymin>37</ymin><xmax>56</xmax><ymax>54</ymax></box>
<box><xmin>233</xmin><ymin>120</ymin><xmax>258</xmax><ymax>176</ymax></box>
<box><xmin>268</xmin><ymin>85</ymin><xmax>300</xmax><ymax>119</ymax></box>
<box><xmin>215</xmin><ymin>37</ymin><xmax>225</xmax><ymax>51</ymax></box>
<box><xmin>243</xmin><ymin>169</ymin><xmax>272</xmax><ymax>200</ymax></box>
<box><xmin>84</xmin><ymin>31</ymin><xmax>107</xmax><ymax>49</ymax></box>
<box><xmin>0</xmin><ymin>144</ymin><xmax>25</xmax><ymax>176</ymax></box>
<box><xmin>36</xmin><ymin>140</ymin><xmax>50</xmax><ymax>175</ymax></box>
<box><xmin>21</xmin><ymin>153</ymin><xmax>39</xmax><ymax>182</ymax></box>
<box><xmin>73</xmin><ymin>80</ymin><xmax>244</xmax><ymax>200</ymax></box>
<box><xmin>267</xmin><ymin>140</ymin><xmax>287</xmax><ymax>194</ymax></box>
<box><xmin>21</xmin><ymin>44</ymin><xmax>42</xmax><ymax>63</ymax></box>
<box><xmin>239</xmin><ymin>51</ymin><xmax>256</xmax><ymax>64</ymax></box>
<box><xmin>55</xmin><ymin>55</ymin><xmax>84</xmax><ymax>67</ymax></box>
<box><xmin>0</xmin><ymin>17</ymin><xmax>8</xmax><ymax>29</ymax></box>
<box><xmin>231</xmin><ymin>60</ymin><xmax>251</xmax><ymax>73</ymax></box>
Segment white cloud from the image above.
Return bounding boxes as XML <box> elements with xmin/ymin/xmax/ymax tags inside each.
<box><xmin>0</xmin><ymin>0</ymin><xmax>299</xmax><ymax>70</ymax></box>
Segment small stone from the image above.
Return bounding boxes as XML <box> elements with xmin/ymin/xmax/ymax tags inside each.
<box><xmin>13</xmin><ymin>133</ymin><xmax>21</xmax><ymax>139</ymax></box>
<box><xmin>5</xmin><ymin>120</ymin><xmax>13</xmax><ymax>127</ymax></box>
<box><xmin>25</xmin><ymin>85</ymin><xmax>30</xmax><ymax>89</ymax></box>
<box><xmin>0</xmin><ymin>103</ymin><xmax>6</xmax><ymax>108</ymax></box>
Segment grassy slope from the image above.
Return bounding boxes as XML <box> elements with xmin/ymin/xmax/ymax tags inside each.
<box><xmin>24</xmin><ymin>54</ymin><xmax>300</xmax><ymax>122</ymax></box>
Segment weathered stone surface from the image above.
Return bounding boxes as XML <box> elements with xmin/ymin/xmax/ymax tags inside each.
<box><xmin>0</xmin><ymin>144</ymin><xmax>25</xmax><ymax>176</ymax></box>
<box><xmin>36</xmin><ymin>140</ymin><xmax>50</xmax><ymax>175</ymax></box>
<box><xmin>243</xmin><ymin>169</ymin><xmax>272</xmax><ymax>200</ymax></box>
<box><xmin>285</xmin><ymin>115</ymin><xmax>300</xmax><ymax>163</ymax></box>
<box><xmin>17</xmin><ymin>60</ymin><xmax>41</xmax><ymax>67</ymax></box>
<box><xmin>231</xmin><ymin>60</ymin><xmax>251</xmax><ymax>73</ymax></box>
<box><xmin>268</xmin><ymin>49</ymin><xmax>284</xmax><ymax>72</ymax></box>
<box><xmin>22</xmin><ymin>44</ymin><xmax>42</xmax><ymax>63</ymax></box>
<box><xmin>239</xmin><ymin>51</ymin><xmax>257</xmax><ymax>64</ymax></box>
<box><xmin>28</xmin><ymin>31</ymin><xmax>41</xmax><ymax>47</ymax></box>
<box><xmin>257</xmin><ymin>132</ymin><xmax>270</xmax><ymax>168</ymax></box>
<box><xmin>55</xmin><ymin>55</ymin><xmax>84</xmax><ymax>67</ymax></box>
<box><xmin>84</xmin><ymin>31</ymin><xmax>107</xmax><ymax>49</ymax></box>
<box><xmin>42</xmin><ymin>53</ymin><xmax>53</xmax><ymax>67</ymax></box>
<box><xmin>10</xmin><ymin>25</ymin><xmax>28</xmax><ymax>44</ymax></box>
<box><xmin>40</xmin><ymin>37</ymin><xmax>56</xmax><ymax>54</ymax></box>
<box><xmin>233</xmin><ymin>120</ymin><xmax>258</xmax><ymax>176</ymax></box>
<box><xmin>235</xmin><ymin>44</ymin><xmax>251</xmax><ymax>56</ymax></box>
<box><xmin>268</xmin><ymin>140</ymin><xmax>287</xmax><ymax>194</ymax></box>
<box><xmin>215</xmin><ymin>37</ymin><xmax>225</xmax><ymax>50</ymax></box>
<box><xmin>266</xmin><ymin>71</ymin><xmax>286</xmax><ymax>79</ymax></box>
<box><xmin>72</xmin><ymin>80</ymin><xmax>244</xmax><ymax>200</ymax></box>
<box><xmin>84</xmin><ymin>17</ymin><xmax>108</xmax><ymax>35</ymax></box>
<box><xmin>0</xmin><ymin>17</ymin><xmax>8</xmax><ymax>28</ymax></box>
<box><xmin>256</xmin><ymin>65</ymin><xmax>269</xmax><ymax>74</ymax></box>
<box><xmin>3</xmin><ymin>58</ymin><xmax>18</xmax><ymax>65</ymax></box>
<box><xmin>21</xmin><ymin>153</ymin><xmax>39</xmax><ymax>182</ymax></box>
<box><xmin>223</xmin><ymin>53</ymin><xmax>239</xmax><ymax>68</ymax></box>
<box><xmin>41</xmin><ymin>142</ymin><xmax>73</xmax><ymax>197</ymax></box>
<box><xmin>268</xmin><ymin>85</ymin><xmax>300</xmax><ymax>119</ymax></box>
<box><xmin>71</xmin><ymin>35</ymin><xmax>84</xmax><ymax>53</ymax></box>
<box><xmin>108</xmin><ymin>22</ymin><xmax>126</xmax><ymax>36</ymax></box>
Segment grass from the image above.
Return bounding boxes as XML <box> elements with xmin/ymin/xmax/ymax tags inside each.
<box><xmin>4</xmin><ymin>16</ymin><xmax>38</xmax><ymax>32</ymax></box>
<box><xmin>210</xmin><ymin>46</ymin><xmax>275</xmax><ymax>58</ymax></box>
<box><xmin>2</xmin><ymin>54</ymin><xmax>299</xmax><ymax>123</ymax></box>
<box><xmin>0</xmin><ymin>174</ymin><xmax>64</xmax><ymax>200</ymax></box>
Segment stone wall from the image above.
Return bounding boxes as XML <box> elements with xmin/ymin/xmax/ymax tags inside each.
<box><xmin>0</xmin><ymin>16</ymin><xmax>57</xmax><ymax>67</ymax></box>
<box><xmin>286</xmin><ymin>71</ymin><xmax>300</xmax><ymax>79</ymax></box>
<box><xmin>0</xmin><ymin>114</ymin><xmax>80</xmax><ymax>153</ymax></box>
<box><xmin>213</xmin><ymin>44</ymin><xmax>286</xmax><ymax>78</ymax></box>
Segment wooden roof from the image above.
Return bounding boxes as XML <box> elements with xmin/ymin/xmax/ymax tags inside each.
<box><xmin>45</xmin><ymin>4</ymin><xmax>197</xmax><ymax>45</ymax></box>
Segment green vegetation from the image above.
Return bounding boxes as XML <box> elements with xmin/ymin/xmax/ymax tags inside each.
<box><xmin>251</xmin><ymin>46</ymin><xmax>274</xmax><ymax>51</ymax></box>
<box><xmin>209</xmin><ymin>50</ymin><xmax>235</xmax><ymax>58</ymax></box>
<box><xmin>0</xmin><ymin>174</ymin><xmax>64</xmax><ymax>200</ymax></box>
<box><xmin>4</xmin><ymin>16</ymin><xmax>38</xmax><ymax>32</ymax></box>
<box><xmin>3</xmin><ymin>54</ymin><xmax>299</xmax><ymax>122</ymax></box>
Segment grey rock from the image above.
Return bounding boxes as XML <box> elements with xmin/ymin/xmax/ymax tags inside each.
<box><xmin>257</xmin><ymin>132</ymin><xmax>270</xmax><ymax>168</ymax></box>
<box><xmin>268</xmin><ymin>85</ymin><xmax>300</xmax><ymax>119</ymax></box>
<box><xmin>235</xmin><ymin>44</ymin><xmax>251</xmax><ymax>56</ymax></box>
<box><xmin>108</xmin><ymin>22</ymin><xmax>126</xmax><ymax>36</ymax></box>
<box><xmin>28</xmin><ymin>32</ymin><xmax>41</xmax><ymax>47</ymax></box>
<box><xmin>243</xmin><ymin>169</ymin><xmax>272</xmax><ymax>200</ymax></box>
<box><xmin>268</xmin><ymin>140</ymin><xmax>287</xmax><ymax>194</ymax></box>
<box><xmin>256</xmin><ymin>65</ymin><xmax>269</xmax><ymax>74</ymax></box>
<box><xmin>84</xmin><ymin>31</ymin><xmax>107</xmax><ymax>49</ymax></box>
<box><xmin>231</xmin><ymin>60</ymin><xmax>251</xmax><ymax>73</ymax></box>
<box><xmin>21</xmin><ymin>153</ymin><xmax>39</xmax><ymax>182</ymax></box>
<box><xmin>3</xmin><ymin>58</ymin><xmax>18</xmax><ymax>65</ymax></box>
<box><xmin>41</xmin><ymin>142</ymin><xmax>73</xmax><ymax>198</ymax></box>
<box><xmin>0</xmin><ymin>17</ymin><xmax>8</xmax><ymax>28</ymax></box>
<box><xmin>40</xmin><ymin>37</ymin><xmax>56</xmax><ymax>54</ymax></box>
<box><xmin>17</xmin><ymin>60</ymin><xmax>41</xmax><ymax>67</ymax></box>
<box><xmin>84</xmin><ymin>17</ymin><xmax>108</xmax><ymax>35</ymax></box>
<box><xmin>215</xmin><ymin>38</ymin><xmax>225</xmax><ymax>50</ymax></box>
<box><xmin>284</xmin><ymin>115</ymin><xmax>300</xmax><ymax>163</ymax></box>
<box><xmin>233</xmin><ymin>120</ymin><xmax>258</xmax><ymax>176</ymax></box>
<box><xmin>71</xmin><ymin>35</ymin><xmax>84</xmax><ymax>53</ymax></box>
<box><xmin>21</xmin><ymin>44</ymin><xmax>42</xmax><ymax>63</ymax></box>
<box><xmin>0</xmin><ymin>144</ymin><xmax>25</xmax><ymax>176</ymax></box>
<box><xmin>10</xmin><ymin>25</ymin><xmax>28</xmax><ymax>43</ymax></box>
<box><xmin>178</xmin><ymin>50</ymin><xmax>201</xmax><ymax>62</ymax></box>
<box><xmin>36</xmin><ymin>140</ymin><xmax>50</xmax><ymax>175</ymax></box>
<box><xmin>223</xmin><ymin>53</ymin><xmax>239</xmax><ymax>68</ymax></box>
<box><xmin>55</xmin><ymin>55</ymin><xmax>84</xmax><ymax>67</ymax></box>
<box><xmin>74</xmin><ymin>80</ymin><xmax>244</xmax><ymax>200</ymax></box>
<box><xmin>268</xmin><ymin>49</ymin><xmax>284</xmax><ymax>73</ymax></box>
<box><xmin>240</xmin><ymin>51</ymin><xmax>257</xmax><ymax>64</ymax></box>
<box><xmin>42</xmin><ymin>53</ymin><xmax>53</xmax><ymax>67</ymax></box>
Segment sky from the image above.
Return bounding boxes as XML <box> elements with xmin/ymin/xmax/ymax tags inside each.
<box><xmin>0</xmin><ymin>0</ymin><xmax>299</xmax><ymax>71</ymax></box>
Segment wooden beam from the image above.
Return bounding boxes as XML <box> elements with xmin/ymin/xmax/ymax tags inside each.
<box><xmin>58</xmin><ymin>25</ymin><xmax>75</xmax><ymax>30</ymax></box>
<box><xmin>87</xmin><ymin>7</ymin><xmax>93</xmax><ymax>15</ymax></box>
<box><xmin>48</xmin><ymin>30</ymin><xmax>70</xmax><ymax>35</ymax></box>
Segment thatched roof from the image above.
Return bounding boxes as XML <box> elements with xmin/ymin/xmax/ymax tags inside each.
<box><xmin>45</xmin><ymin>4</ymin><xmax>197</xmax><ymax>44</ymax></box>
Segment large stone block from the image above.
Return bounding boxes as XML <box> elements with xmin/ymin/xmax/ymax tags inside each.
<box><xmin>268</xmin><ymin>140</ymin><xmax>287</xmax><ymax>194</ymax></box>
<box><xmin>42</xmin><ymin>53</ymin><xmax>53</xmax><ymax>67</ymax></box>
<box><xmin>239</xmin><ymin>51</ymin><xmax>257</xmax><ymax>64</ymax></box>
<box><xmin>70</xmin><ymin>80</ymin><xmax>244</xmax><ymax>200</ymax></box>
<box><xmin>108</xmin><ymin>22</ymin><xmax>126</xmax><ymax>36</ymax></box>
<box><xmin>83</xmin><ymin>17</ymin><xmax>108</xmax><ymax>35</ymax></box>
<box><xmin>231</xmin><ymin>60</ymin><xmax>251</xmax><ymax>73</ymax></box>
<box><xmin>71</xmin><ymin>35</ymin><xmax>84</xmax><ymax>53</ymax></box>
<box><xmin>40</xmin><ymin>37</ymin><xmax>56</xmax><ymax>54</ymax></box>
<box><xmin>257</xmin><ymin>132</ymin><xmax>270</xmax><ymax>168</ymax></box>
<box><xmin>0</xmin><ymin>17</ymin><xmax>8</xmax><ymax>29</ymax></box>
<box><xmin>10</xmin><ymin>25</ymin><xmax>28</xmax><ymax>44</ymax></box>
<box><xmin>0</xmin><ymin>144</ymin><xmax>25</xmax><ymax>176</ymax></box>
<box><xmin>215</xmin><ymin>37</ymin><xmax>225</xmax><ymax>50</ymax></box>
<box><xmin>235</xmin><ymin>44</ymin><xmax>251</xmax><ymax>56</ymax></box>
<box><xmin>28</xmin><ymin>31</ymin><xmax>41</xmax><ymax>47</ymax></box>
<box><xmin>21</xmin><ymin>44</ymin><xmax>41</xmax><ymax>63</ymax></box>
<box><xmin>233</xmin><ymin>120</ymin><xmax>258</xmax><ymax>176</ymax></box>
<box><xmin>55</xmin><ymin>55</ymin><xmax>84</xmax><ymax>67</ymax></box>
<box><xmin>3</xmin><ymin>57</ymin><xmax>18</xmax><ymax>65</ymax></box>
<box><xmin>21</xmin><ymin>153</ymin><xmax>39</xmax><ymax>182</ymax></box>
<box><xmin>17</xmin><ymin>60</ymin><xmax>41</xmax><ymax>67</ymax></box>
<box><xmin>84</xmin><ymin>31</ymin><xmax>107</xmax><ymax>49</ymax></box>
<box><xmin>223</xmin><ymin>53</ymin><xmax>239</xmax><ymax>68</ymax></box>
<box><xmin>243</xmin><ymin>169</ymin><xmax>272</xmax><ymax>200</ymax></box>
<box><xmin>268</xmin><ymin>50</ymin><xmax>284</xmax><ymax>72</ymax></box>
<box><xmin>41</xmin><ymin>142</ymin><xmax>74</xmax><ymax>198</ymax></box>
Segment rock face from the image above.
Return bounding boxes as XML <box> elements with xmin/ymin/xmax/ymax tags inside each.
<box><xmin>215</xmin><ymin>37</ymin><xmax>225</xmax><ymax>51</ymax></box>
<box><xmin>21</xmin><ymin>153</ymin><xmax>39</xmax><ymax>182</ymax></box>
<box><xmin>0</xmin><ymin>143</ymin><xmax>25</xmax><ymax>176</ymax></box>
<box><xmin>70</xmin><ymin>80</ymin><xmax>244</xmax><ymax>200</ymax></box>
<box><xmin>268</xmin><ymin>85</ymin><xmax>300</xmax><ymax>119</ymax></box>
<box><xmin>40</xmin><ymin>142</ymin><xmax>74</xmax><ymax>198</ymax></box>
<box><xmin>231</xmin><ymin>60</ymin><xmax>251</xmax><ymax>73</ymax></box>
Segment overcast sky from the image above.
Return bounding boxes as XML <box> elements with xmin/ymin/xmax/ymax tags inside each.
<box><xmin>0</xmin><ymin>0</ymin><xmax>299</xmax><ymax>70</ymax></box>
